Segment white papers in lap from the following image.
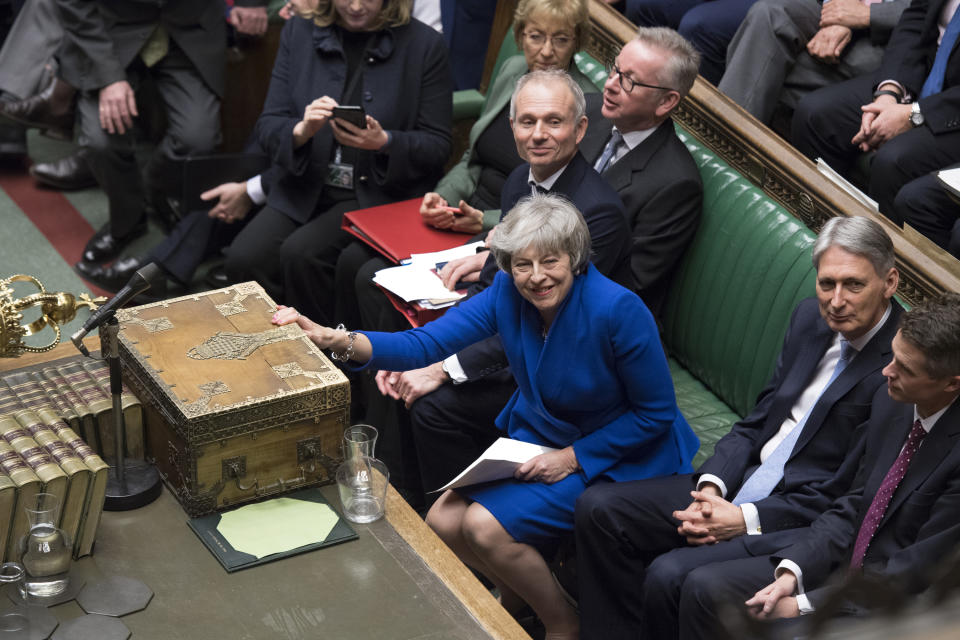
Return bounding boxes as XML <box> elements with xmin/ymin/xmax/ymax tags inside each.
<box><xmin>432</xmin><ymin>437</ymin><xmax>559</xmax><ymax>493</ymax></box>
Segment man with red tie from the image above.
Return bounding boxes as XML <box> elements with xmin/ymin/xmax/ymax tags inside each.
<box><xmin>676</xmin><ymin>293</ymin><xmax>960</xmax><ymax>638</ymax></box>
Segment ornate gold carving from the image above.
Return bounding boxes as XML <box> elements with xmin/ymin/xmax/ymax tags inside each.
<box><xmin>186</xmin><ymin>325</ymin><xmax>300</xmax><ymax>360</ymax></box>
<box><xmin>1</xmin><ymin>274</ymin><xmax>105</xmax><ymax>356</ymax></box>
<box><xmin>183</xmin><ymin>381</ymin><xmax>232</xmax><ymax>417</ymax></box>
<box><xmin>272</xmin><ymin>361</ymin><xmax>338</xmax><ymax>383</ymax></box>
<box><xmin>124</xmin><ymin>314</ymin><xmax>174</xmax><ymax>333</ymax></box>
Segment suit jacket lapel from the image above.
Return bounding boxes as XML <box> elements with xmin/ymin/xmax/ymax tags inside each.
<box><xmin>600</xmin><ymin>119</ymin><xmax>674</xmax><ymax>193</ymax></box>
<box><xmin>550</xmin><ymin>151</ymin><xmax>589</xmax><ymax>195</ymax></box>
<box><xmin>879</xmin><ymin>400</ymin><xmax>960</xmax><ymax>528</ymax></box>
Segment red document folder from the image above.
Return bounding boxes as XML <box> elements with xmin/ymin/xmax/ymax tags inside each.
<box><xmin>341</xmin><ymin>198</ymin><xmax>475</xmax><ymax>263</ymax></box>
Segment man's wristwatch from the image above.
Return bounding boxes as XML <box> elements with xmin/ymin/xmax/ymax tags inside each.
<box><xmin>910</xmin><ymin>102</ymin><xmax>925</xmax><ymax>127</ymax></box>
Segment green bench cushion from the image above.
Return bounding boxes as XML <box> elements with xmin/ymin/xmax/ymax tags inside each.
<box><xmin>669</xmin><ymin>358</ymin><xmax>741</xmax><ymax>468</ymax></box>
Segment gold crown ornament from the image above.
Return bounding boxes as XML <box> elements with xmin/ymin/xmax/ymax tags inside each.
<box><xmin>0</xmin><ymin>275</ymin><xmax>105</xmax><ymax>356</ymax></box>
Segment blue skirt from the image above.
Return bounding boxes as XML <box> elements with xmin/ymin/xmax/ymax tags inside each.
<box><xmin>459</xmin><ymin>472</ymin><xmax>603</xmax><ymax>553</ymax></box>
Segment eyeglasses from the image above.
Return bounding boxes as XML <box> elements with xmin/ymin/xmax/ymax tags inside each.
<box><xmin>606</xmin><ymin>62</ymin><xmax>675</xmax><ymax>93</ymax></box>
<box><xmin>523</xmin><ymin>30</ymin><xmax>574</xmax><ymax>50</ymax></box>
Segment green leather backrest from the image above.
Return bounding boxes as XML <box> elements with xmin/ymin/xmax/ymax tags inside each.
<box><xmin>662</xmin><ymin>129</ymin><xmax>818</xmax><ymax>418</ymax></box>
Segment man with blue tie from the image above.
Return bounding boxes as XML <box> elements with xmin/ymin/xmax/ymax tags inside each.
<box><xmin>574</xmin><ymin>216</ymin><xmax>903</xmax><ymax>640</ymax></box>
<box><xmin>791</xmin><ymin>0</ymin><xmax>960</xmax><ymax>231</ymax></box>
<box><xmin>735</xmin><ymin>293</ymin><xmax>960</xmax><ymax>631</ymax></box>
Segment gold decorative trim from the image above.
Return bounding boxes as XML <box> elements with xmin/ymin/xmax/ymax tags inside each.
<box><xmin>183</xmin><ymin>381</ymin><xmax>232</xmax><ymax>417</ymax></box>
<box><xmin>186</xmin><ymin>325</ymin><xmax>300</xmax><ymax>360</ymax></box>
<box><xmin>124</xmin><ymin>314</ymin><xmax>174</xmax><ymax>333</ymax></box>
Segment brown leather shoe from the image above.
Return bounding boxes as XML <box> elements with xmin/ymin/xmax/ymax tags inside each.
<box><xmin>0</xmin><ymin>77</ymin><xmax>76</xmax><ymax>140</ymax></box>
<box><xmin>30</xmin><ymin>149</ymin><xmax>97</xmax><ymax>190</ymax></box>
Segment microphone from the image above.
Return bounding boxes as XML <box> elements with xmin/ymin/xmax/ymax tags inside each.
<box><xmin>71</xmin><ymin>262</ymin><xmax>164</xmax><ymax>356</ymax></box>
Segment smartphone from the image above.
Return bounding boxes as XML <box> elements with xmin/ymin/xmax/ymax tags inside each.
<box><xmin>332</xmin><ymin>105</ymin><xmax>367</xmax><ymax>129</ymax></box>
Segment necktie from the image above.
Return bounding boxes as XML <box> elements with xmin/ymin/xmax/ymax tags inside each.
<box><xmin>849</xmin><ymin>419</ymin><xmax>927</xmax><ymax>569</ymax></box>
<box><xmin>733</xmin><ymin>340</ymin><xmax>853</xmax><ymax>506</ymax></box>
<box><xmin>921</xmin><ymin>7</ymin><xmax>960</xmax><ymax>98</ymax></box>
<box><xmin>529</xmin><ymin>183</ymin><xmax>549</xmax><ymax>195</ymax></box>
<box><xmin>593</xmin><ymin>130</ymin><xmax>624</xmax><ymax>174</ymax></box>
<box><xmin>140</xmin><ymin>26</ymin><xmax>169</xmax><ymax>68</ymax></box>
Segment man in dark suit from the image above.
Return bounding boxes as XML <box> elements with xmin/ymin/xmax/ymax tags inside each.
<box><xmin>57</xmin><ymin>0</ymin><xmax>240</xmax><ymax>272</ymax></box>
<box><xmin>381</xmin><ymin>30</ymin><xmax>704</xmax><ymax>497</ymax></box>
<box><xmin>574</xmin><ymin>215</ymin><xmax>903</xmax><ymax>640</ymax></box>
<box><xmin>791</xmin><ymin>0</ymin><xmax>960</xmax><ymax>225</ymax></box>
<box><xmin>729</xmin><ymin>293</ymin><xmax>960</xmax><ymax>634</ymax></box>
<box><xmin>372</xmin><ymin>69</ymin><xmax>631</xmax><ymax>496</ymax></box>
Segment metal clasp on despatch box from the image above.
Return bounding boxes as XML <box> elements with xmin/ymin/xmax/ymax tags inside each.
<box><xmin>220</xmin><ymin>436</ymin><xmax>336</xmax><ymax>497</ymax></box>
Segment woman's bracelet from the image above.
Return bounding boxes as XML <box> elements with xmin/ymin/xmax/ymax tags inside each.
<box><xmin>330</xmin><ymin>323</ymin><xmax>357</xmax><ymax>362</ymax></box>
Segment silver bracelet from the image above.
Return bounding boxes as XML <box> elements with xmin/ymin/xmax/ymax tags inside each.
<box><xmin>330</xmin><ymin>323</ymin><xmax>357</xmax><ymax>362</ymax></box>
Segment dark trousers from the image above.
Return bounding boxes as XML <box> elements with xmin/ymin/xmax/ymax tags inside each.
<box><xmin>77</xmin><ymin>43</ymin><xmax>220</xmax><ymax>238</ymax></box>
<box><xmin>791</xmin><ymin>74</ymin><xmax>960</xmax><ymax>221</ymax></box>
<box><xmin>575</xmin><ymin>474</ymin><xmax>695</xmax><ymax>640</ymax></box>
<box><xmin>895</xmin><ymin>171</ymin><xmax>960</xmax><ymax>258</ymax></box>
<box><xmin>148</xmin><ymin>208</ymin><xmax>247</xmax><ymax>285</ymax></box>
<box><xmin>624</xmin><ymin>0</ymin><xmax>758</xmax><ymax>83</ymax></box>
<box><xmin>224</xmin><ymin>192</ymin><xmax>357</xmax><ymax>325</ymax></box>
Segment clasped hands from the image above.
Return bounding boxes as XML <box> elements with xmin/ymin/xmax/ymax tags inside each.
<box><xmin>672</xmin><ymin>488</ymin><xmax>747</xmax><ymax>545</ymax></box>
<box><xmin>807</xmin><ymin>0</ymin><xmax>869</xmax><ymax>63</ymax></box>
<box><xmin>293</xmin><ymin>95</ymin><xmax>388</xmax><ymax>151</ymax></box>
<box><xmin>852</xmin><ymin>93</ymin><xmax>912</xmax><ymax>153</ymax></box>
<box><xmin>420</xmin><ymin>192</ymin><xmax>484</xmax><ymax>234</ymax></box>
<box><xmin>745</xmin><ymin>571</ymin><xmax>801</xmax><ymax>620</ymax></box>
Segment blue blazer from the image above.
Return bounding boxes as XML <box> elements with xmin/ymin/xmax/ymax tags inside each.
<box><xmin>255</xmin><ymin>16</ymin><xmax>453</xmax><ymax>223</ymax></box>
<box><xmin>362</xmin><ymin>265</ymin><xmax>699</xmax><ymax>483</ymax></box>
<box><xmin>699</xmin><ymin>297</ymin><xmax>903</xmax><ymax>536</ymax></box>
<box><xmin>773</xmin><ymin>389</ymin><xmax>960</xmax><ymax>612</ymax></box>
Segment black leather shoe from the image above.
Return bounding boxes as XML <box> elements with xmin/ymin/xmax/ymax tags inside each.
<box><xmin>75</xmin><ymin>255</ymin><xmax>145</xmax><ymax>293</ymax></box>
<box><xmin>0</xmin><ymin>77</ymin><xmax>75</xmax><ymax>140</ymax></box>
<box><xmin>30</xmin><ymin>149</ymin><xmax>97</xmax><ymax>190</ymax></box>
<box><xmin>80</xmin><ymin>220</ymin><xmax>148</xmax><ymax>265</ymax></box>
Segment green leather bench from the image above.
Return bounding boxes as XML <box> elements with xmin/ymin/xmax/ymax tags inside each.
<box><xmin>456</xmin><ymin>36</ymin><xmax>818</xmax><ymax>467</ymax></box>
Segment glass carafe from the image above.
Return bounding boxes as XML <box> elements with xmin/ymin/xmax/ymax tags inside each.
<box><xmin>17</xmin><ymin>493</ymin><xmax>71</xmax><ymax>599</ymax></box>
<box><xmin>0</xmin><ymin>563</ymin><xmax>29</xmax><ymax>637</ymax></box>
<box><xmin>336</xmin><ymin>425</ymin><xmax>389</xmax><ymax>523</ymax></box>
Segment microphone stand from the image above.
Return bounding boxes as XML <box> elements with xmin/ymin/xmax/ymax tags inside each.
<box><xmin>99</xmin><ymin>316</ymin><xmax>161</xmax><ymax>510</ymax></box>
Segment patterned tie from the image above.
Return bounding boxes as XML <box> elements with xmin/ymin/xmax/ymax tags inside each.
<box><xmin>921</xmin><ymin>7</ymin><xmax>960</xmax><ymax>98</ymax></box>
<box><xmin>733</xmin><ymin>340</ymin><xmax>852</xmax><ymax>505</ymax></box>
<box><xmin>140</xmin><ymin>26</ymin><xmax>169</xmax><ymax>68</ymax></box>
<box><xmin>593</xmin><ymin>129</ymin><xmax>624</xmax><ymax>174</ymax></box>
<box><xmin>849</xmin><ymin>419</ymin><xmax>927</xmax><ymax>569</ymax></box>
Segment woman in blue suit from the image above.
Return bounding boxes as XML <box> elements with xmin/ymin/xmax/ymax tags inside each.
<box><xmin>274</xmin><ymin>194</ymin><xmax>698</xmax><ymax>639</ymax></box>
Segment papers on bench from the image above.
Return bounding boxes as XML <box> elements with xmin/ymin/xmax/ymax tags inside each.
<box><xmin>432</xmin><ymin>437</ymin><xmax>558</xmax><ymax>493</ymax></box>
<box><xmin>373</xmin><ymin>242</ymin><xmax>485</xmax><ymax>309</ymax></box>
<box><xmin>937</xmin><ymin>166</ymin><xmax>960</xmax><ymax>201</ymax></box>
<box><xmin>816</xmin><ymin>158</ymin><xmax>879</xmax><ymax>211</ymax></box>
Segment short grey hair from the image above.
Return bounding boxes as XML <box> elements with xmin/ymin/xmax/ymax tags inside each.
<box><xmin>509</xmin><ymin>69</ymin><xmax>586</xmax><ymax>122</ymax></box>
<box><xmin>812</xmin><ymin>216</ymin><xmax>895</xmax><ymax>277</ymax></box>
<box><xmin>632</xmin><ymin>27</ymin><xmax>700</xmax><ymax>98</ymax></box>
<box><xmin>490</xmin><ymin>193</ymin><xmax>592</xmax><ymax>275</ymax></box>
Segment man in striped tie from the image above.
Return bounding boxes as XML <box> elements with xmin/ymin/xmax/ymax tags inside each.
<box><xmin>742</xmin><ymin>292</ymin><xmax>960</xmax><ymax>632</ymax></box>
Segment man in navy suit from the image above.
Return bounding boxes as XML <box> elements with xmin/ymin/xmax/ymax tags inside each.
<box><xmin>574</xmin><ymin>216</ymin><xmax>903</xmax><ymax>640</ymax></box>
<box><xmin>791</xmin><ymin>0</ymin><xmax>960</xmax><ymax>230</ymax></box>
<box><xmin>728</xmin><ymin>293</ymin><xmax>960</xmax><ymax>634</ymax></box>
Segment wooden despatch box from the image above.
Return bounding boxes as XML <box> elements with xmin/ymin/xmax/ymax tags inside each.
<box><xmin>115</xmin><ymin>282</ymin><xmax>350</xmax><ymax>517</ymax></box>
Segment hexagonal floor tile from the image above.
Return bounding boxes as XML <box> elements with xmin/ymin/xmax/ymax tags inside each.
<box><xmin>0</xmin><ymin>604</ymin><xmax>59</xmax><ymax>639</ymax></box>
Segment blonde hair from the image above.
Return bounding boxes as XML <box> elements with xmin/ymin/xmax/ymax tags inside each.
<box><xmin>303</xmin><ymin>0</ymin><xmax>412</xmax><ymax>31</ymax></box>
<box><xmin>513</xmin><ymin>0</ymin><xmax>589</xmax><ymax>53</ymax></box>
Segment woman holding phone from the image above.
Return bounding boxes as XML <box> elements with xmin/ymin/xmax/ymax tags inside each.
<box><xmin>223</xmin><ymin>0</ymin><xmax>452</xmax><ymax>326</ymax></box>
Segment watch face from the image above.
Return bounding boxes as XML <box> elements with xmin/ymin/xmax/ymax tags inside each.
<box><xmin>911</xmin><ymin>112</ymin><xmax>924</xmax><ymax>126</ymax></box>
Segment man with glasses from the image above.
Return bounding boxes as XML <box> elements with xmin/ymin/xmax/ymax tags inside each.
<box><xmin>580</xmin><ymin>26</ymin><xmax>703</xmax><ymax>318</ymax></box>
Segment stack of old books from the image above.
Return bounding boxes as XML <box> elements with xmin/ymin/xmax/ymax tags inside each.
<box><xmin>0</xmin><ymin>356</ymin><xmax>144</xmax><ymax>562</ymax></box>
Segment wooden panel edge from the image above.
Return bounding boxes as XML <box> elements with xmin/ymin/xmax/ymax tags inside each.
<box><xmin>385</xmin><ymin>485</ymin><xmax>532</xmax><ymax>640</ymax></box>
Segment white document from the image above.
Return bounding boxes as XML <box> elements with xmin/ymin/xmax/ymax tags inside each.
<box><xmin>937</xmin><ymin>166</ymin><xmax>960</xmax><ymax>198</ymax></box>
<box><xmin>372</xmin><ymin>265</ymin><xmax>464</xmax><ymax>303</ymax></box>
<box><xmin>432</xmin><ymin>437</ymin><xmax>558</xmax><ymax>493</ymax></box>
<box><xmin>408</xmin><ymin>241</ymin><xmax>485</xmax><ymax>269</ymax></box>
<box><xmin>816</xmin><ymin>158</ymin><xmax>879</xmax><ymax>211</ymax></box>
